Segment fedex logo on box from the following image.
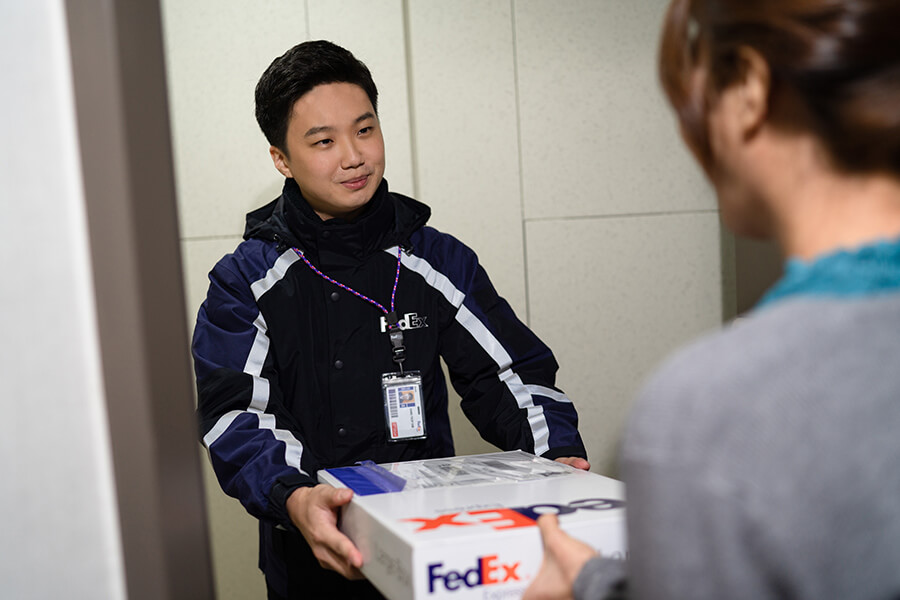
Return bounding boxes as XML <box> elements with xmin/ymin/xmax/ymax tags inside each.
<box><xmin>405</xmin><ymin>497</ymin><xmax>624</xmax><ymax>533</ymax></box>
<box><xmin>427</xmin><ymin>555</ymin><xmax>520</xmax><ymax>593</ymax></box>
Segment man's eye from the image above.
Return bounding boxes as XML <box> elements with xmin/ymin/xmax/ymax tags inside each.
<box><xmin>314</xmin><ymin>138</ymin><xmax>333</xmax><ymax>147</ymax></box>
<box><xmin>358</xmin><ymin>127</ymin><xmax>372</xmax><ymax>135</ymax></box>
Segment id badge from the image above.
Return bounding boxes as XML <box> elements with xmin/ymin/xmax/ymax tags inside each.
<box><xmin>382</xmin><ymin>371</ymin><xmax>427</xmax><ymax>442</ymax></box>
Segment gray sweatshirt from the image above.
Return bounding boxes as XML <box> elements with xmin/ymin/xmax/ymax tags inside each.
<box><xmin>576</xmin><ymin>294</ymin><xmax>900</xmax><ymax>599</ymax></box>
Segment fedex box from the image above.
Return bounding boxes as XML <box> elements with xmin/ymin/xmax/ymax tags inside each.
<box><xmin>317</xmin><ymin>451</ymin><xmax>627</xmax><ymax>600</ymax></box>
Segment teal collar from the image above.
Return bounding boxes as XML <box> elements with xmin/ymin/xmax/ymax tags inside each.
<box><xmin>757</xmin><ymin>236</ymin><xmax>900</xmax><ymax>309</ymax></box>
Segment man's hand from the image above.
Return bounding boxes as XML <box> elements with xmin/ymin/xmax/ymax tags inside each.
<box><xmin>285</xmin><ymin>484</ymin><xmax>364</xmax><ymax>579</ymax></box>
<box><xmin>523</xmin><ymin>514</ymin><xmax>598</xmax><ymax>600</ymax></box>
<box><xmin>554</xmin><ymin>456</ymin><xmax>591</xmax><ymax>471</ymax></box>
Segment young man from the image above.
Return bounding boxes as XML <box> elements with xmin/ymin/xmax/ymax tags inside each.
<box><xmin>192</xmin><ymin>40</ymin><xmax>589</xmax><ymax>599</ymax></box>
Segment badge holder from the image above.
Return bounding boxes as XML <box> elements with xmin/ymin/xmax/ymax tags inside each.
<box><xmin>382</xmin><ymin>312</ymin><xmax>427</xmax><ymax>442</ymax></box>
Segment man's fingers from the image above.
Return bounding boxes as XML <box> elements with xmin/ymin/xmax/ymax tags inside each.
<box><xmin>320</xmin><ymin>485</ymin><xmax>354</xmax><ymax>508</ymax></box>
<box><xmin>570</xmin><ymin>457</ymin><xmax>591</xmax><ymax>471</ymax></box>
<box><xmin>337</xmin><ymin>533</ymin><xmax>363</xmax><ymax>569</ymax></box>
<box><xmin>318</xmin><ymin>487</ymin><xmax>362</xmax><ymax>566</ymax></box>
<box><xmin>310</xmin><ymin>518</ymin><xmax>358</xmax><ymax>560</ymax></box>
<box><xmin>315</xmin><ymin>547</ymin><xmax>360</xmax><ymax>578</ymax></box>
<box><xmin>289</xmin><ymin>485</ymin><xmax>365</xmax><ymax>578</ymax></box>
<box><xmin>554</xmin><ymin>456</ymin><xmax>591</xmax><ymax>471</ymax></box>
<box><xmin>313</xmin><ymin>530</ymin><xmax>364</xmax><ymax>576</ymax></box>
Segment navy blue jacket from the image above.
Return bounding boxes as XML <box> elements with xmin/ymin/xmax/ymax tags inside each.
<box><xmin>192</xmin><ymin>178</ymin><xmax>586</xmax><ymax>595</ymax></box>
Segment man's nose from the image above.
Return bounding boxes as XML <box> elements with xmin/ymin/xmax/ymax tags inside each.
<box><xmin>341</xmin><ymin>139</ymin><xmax>364</xmax><ymax>169</ymax></box>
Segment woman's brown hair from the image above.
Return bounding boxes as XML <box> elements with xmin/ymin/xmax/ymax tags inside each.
<box><xmin>659</xmin><ymin>0</ymin><xmax>900</xmax><ymax>173</ymax></box>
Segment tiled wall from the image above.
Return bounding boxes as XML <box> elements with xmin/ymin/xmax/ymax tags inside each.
<box><xmin>162</xmin><ymin>1</ymin><xmax>725</xmax><ymax>596</ymax></box>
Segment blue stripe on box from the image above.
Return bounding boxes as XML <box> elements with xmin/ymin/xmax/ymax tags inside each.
<box><xmin>325</xmin><ymin>460</ymin><xmax>407</xmax><ymax>496</ymax></box>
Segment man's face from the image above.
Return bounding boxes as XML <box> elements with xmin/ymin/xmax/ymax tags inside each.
<box><xmin>270</xmin><ymin>82</ymin><xmax>385</xmax><ymax>221</ymax></box>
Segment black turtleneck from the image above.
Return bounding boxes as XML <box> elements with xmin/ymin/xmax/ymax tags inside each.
<box><xmin>281</xmin><ymin>178</ymin><xmax>398</xmax><ymax>265</ymax></box>
<box><xmin>242</xmin><ymin>176</ymin><xmax>432</xmax><ymax>267</ymax></box>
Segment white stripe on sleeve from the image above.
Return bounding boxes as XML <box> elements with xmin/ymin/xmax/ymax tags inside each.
<box><xmin>525</xmin><ymin>385</ymin><xmax>572</xmax><ymax>403</ymax></box>
<box><xmin>243</xmin><ymin>313</ymin><xmax>269</xmax><ymax>378</ymax></box>
<box><xmin>206</xmin><ymin>248</ymin><xmax>306</xmax><ymax>474</ymax></box>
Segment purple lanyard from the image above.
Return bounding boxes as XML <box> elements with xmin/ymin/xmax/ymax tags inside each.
<box><xmin>293</xmin><ymin>245</ymin><xmax>407</xmax><ymax>370</ymax></box>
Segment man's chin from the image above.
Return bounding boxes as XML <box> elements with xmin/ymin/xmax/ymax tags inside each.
<box><xmin>324</xmin><ymin>196</ymin><xmax>372</xmax><ymax>222</ymax></box>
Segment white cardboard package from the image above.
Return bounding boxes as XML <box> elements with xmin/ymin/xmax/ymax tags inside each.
<box><xmin>317</xmin><ymin>451</ymin><xmax>627</xmax><ymax>600</ymax></box>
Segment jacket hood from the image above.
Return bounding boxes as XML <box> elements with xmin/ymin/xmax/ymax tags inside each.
<box><xmin>243</xmin><ymin>178</ymin><xmax>431</xmax><ymax>257</ymax></box>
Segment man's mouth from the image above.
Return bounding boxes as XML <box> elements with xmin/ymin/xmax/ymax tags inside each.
<box><xmin>341</xmin><ymin>175</ymin><xmax>368</xmax><ymax>191</ymax></box>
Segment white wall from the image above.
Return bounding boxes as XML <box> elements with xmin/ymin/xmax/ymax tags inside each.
<box><xmin>0</xmin><ymin>2</ymin><xmax>126</xmax><ymax>598</ymax></box>
<box><xmin>161</xmin><ymin>1</ymin><xmax>723</xmax><ymax>597</ymax></box>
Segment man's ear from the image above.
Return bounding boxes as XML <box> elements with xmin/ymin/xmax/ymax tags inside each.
<box><xmin>734</xmin><ymin>46</ymin><xmax>770</xmax><ymax>139</ymax></box>
<box><xmin>269</xmin><ymin>146</ymin><xmax>294</xmax><ymax>178</ymax></box>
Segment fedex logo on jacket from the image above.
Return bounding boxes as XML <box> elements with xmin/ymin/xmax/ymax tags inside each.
<box><xmin>378</xmin><ymin>311</ymin><xmax>428</xmax><ymax>333</ymax></box>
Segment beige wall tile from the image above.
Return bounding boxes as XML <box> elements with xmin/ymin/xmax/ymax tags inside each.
<box><xmin>182</xmin><ymin>237</ymin><xmax>244</xmax><ymax>337</ymax></box>
<box><xmin>308</xmin><ymin>0</ymin><xmax>415</xmax><ymax>197</ymax></box>
<box><xmin>515</xmin><ymin>0</ymin><xmax>714</xmax><ymax>219</ymax></box>
<box><xmin>161</xmin><ymin>0</ymin><xmax>309</xmax><ymax>240</ymax></box>
<box><xmin>407</xmin><ymin>0</ymin><xmax>527</xmax><ymax>315</ymax></box>
<box><xmin>526</xmin><ymin>213</ymin><xmax>724</xmax><ymax>474</ymax></box>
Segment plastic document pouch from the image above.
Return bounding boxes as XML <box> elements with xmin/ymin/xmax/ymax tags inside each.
<box><xmin>382</xmin><ymin>371</ymin><xmax>427</xmax><ymax>442</ymax></box>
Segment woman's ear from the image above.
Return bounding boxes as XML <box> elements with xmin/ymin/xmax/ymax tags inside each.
<box><xmin>733</xmin><ymin>46</ymin><xmax>771</xmax><ymax>139</ymax></box>
<box><xmin>269</xmin><ymin>146</ymin><xmax>294</xmax><ymax>179</ymax></box>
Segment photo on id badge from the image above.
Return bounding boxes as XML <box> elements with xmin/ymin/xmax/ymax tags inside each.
<box><xmin>382</xmin><ymin>371</ymin><xmax>427</xmax><ymax>441</ymax></box>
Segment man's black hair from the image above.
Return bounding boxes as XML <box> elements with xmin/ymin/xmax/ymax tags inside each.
<box><xmin>254</xmin><ymin>40</ymin><xmax>378</xmax><ymax>151</ymax></box>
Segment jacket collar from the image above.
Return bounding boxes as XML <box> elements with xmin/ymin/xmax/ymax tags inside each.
<box><xmin>243</xmin><ymin>177</ymin><xmax>431</xmax><ymax>266</ymax></box>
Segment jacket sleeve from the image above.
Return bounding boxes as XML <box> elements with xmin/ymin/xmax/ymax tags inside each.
<box><xmin>411</xmin><ymin>230</ymin><xmax>588</xmax><ymax>460</ymax></box>
<box><xmin>192</xmin><ymin>245</ymin><xmax>319</xmax><ymax>528</ymax></box>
